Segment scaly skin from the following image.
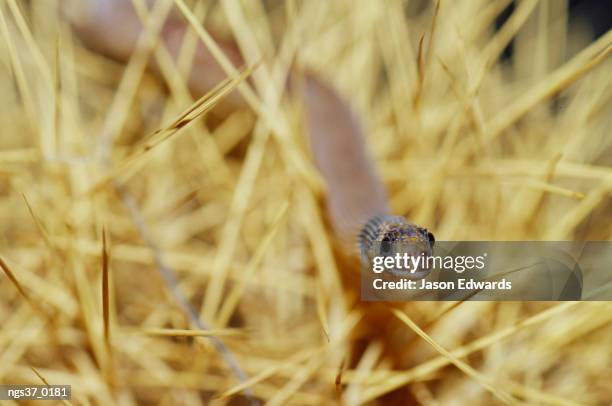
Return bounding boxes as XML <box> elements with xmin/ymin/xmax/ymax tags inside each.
<box><xmin>359</xmin><ymin>215</ymin><xmax>435</xmax><ymax>279</ymax></box>
<box><xmin>302</xmin><ymin>74</ymin><xmax>434</xmax><ymax>277</ymax></box>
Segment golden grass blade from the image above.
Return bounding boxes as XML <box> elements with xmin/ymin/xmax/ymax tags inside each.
<box><xmin>200</xmin><ymin>123</ymin><xmax>270</xmax><ymax>323</ymax></box>
<box><xmin>413</xmin><ymin>0</ymin><xmax>439</xmax><ymax>108</ymax></box>
<box><xmin>101</xmin><ymin>228</ymin><xmax>111</xmax><ymax>359</ymax></box>
<box><xmin>545</xmin><ymin>176</ymin><xmax>612</xmax><ymax>239</ymax></box>
<box><xmin>334</xmin><ymin>357</ymin><xmax>345</xmax><ymax>400</ymax></box>
<box><xmin>174</xmin><ymin>0</ymin><xmax>324</xmax><ymax>192</ymax></box>
<box><xmin>392</xmin><ymin>308</ymin><xmax>519</xmax><ymax>405</ymax></box>
<box><xmin>360</xmin><ymin>302</ymin><xmax>579</xmax><ymax>402</ymax></box>
<box><xmin>0</xmin><ymin>6</ymin><xmax>37</xmax><ymax>125</ymax></box>
<box><xmin>480</xmin><ymin>0</ymin><xmax>540</xmax><ymax>73</ymax></box>
<box><xmin>21</xmin><ymin>194</ymin><xmax>56</xmax><ymax>254</ymax></box>
<box><xmin>141</xmin><ymin>63</ymin><xmax>259</xmax><ymax>151</ymax></box>
<box><xmin>139</xmin><ymin>328</ymin><xmax>245</xmax><ymax>338</ymax></box>
<box><xmin>96</xmin><ymin>0</ymin><xmax>175</xmax><ymax>161</ymax></box>
<box><xmin>31</xmin><ymin>367</ymin><xmax>73</xmax><ymax>406</ymax></box>
<box><xmin>215</xmin><ymin>201</ymin><xmax>289</xmax><ymax>327</ymax></box>
<box><xmin>0</xmin><ymin>148</ymin><xmax>38</xmax><ymax>164</ymax></box>
<box><xmin>129</xmin><ymin>0</ymin><xmax>233</xmax><ymax>182</ymax></box>
<box><xmin>486</xmin><ymin>30</ymin><xmax>612</xmax><ymax>141</ymax></box>
<box><xmin>265</xmin><ymin>354</ymin><xmax>322</xmax><ymax>406</ymax></box>
<box><xmin>219</xmin><ymin>347</ymin><xmax>321</xmax><ymax>400</ymax></box>
<box><xmin>6</xmin><ymin>0</ymin><xmax>53</xmax><ymax>86</ymax></box>
<box><xmin>85</xmin><ymin>63</ymin><xmax>257</xmax><ymax>195</ymax></box>
<box><xmin>414</xmin><ymin>33</ymin><xmax>425</xmax><ymax>109</ymax></box>
<box><xmin>7</xmin><ymin>0</ymin><xmax>56</xmax><ymax>156</ymax></box>
<box><xmin>0</xmin><ymin>255</ymin><xmax>43</xmax><ymax>316</ymax></box>
<box><xmin>502</xmin><ymin>178</ymin><xmax>585</xmax><ymax>199</ymax></box>
<box><xmin>315</xmin><ymin>278</ymin><xmax>330</xmax><ymax>342</ymax></box>
<box><xmin>220</xmin><ymin>312</ymin><xmax>360</xmax><ymax>400</ymax></box>
<box><xmin>30</xmin><ymin>366</ymin><xmax>49</xmax><ymax>385</ymax></box>
<box><xmin>68</xmin><ymin>243</ymin><xmax>108</xmax><ymax>381</ymax></box>
<box><xmin>343</xmin><ymin>342</ymin><xmax>382</xmax><ymax>405</ymax></box>
<box><xmin>173</xmin><ymin>0</ymin><xmax>253</xmax><ymax>102</ymax></box>
<box><xmin>424</xmin><ymin>1</ymin><xmax>440</xmax><ymax>72</ymax></box>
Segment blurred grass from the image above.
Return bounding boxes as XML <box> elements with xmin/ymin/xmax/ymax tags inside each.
<box><xmin>0</xmin><ymin>0</ymin><xmax>611</xmax><ymax>405</ymax></box>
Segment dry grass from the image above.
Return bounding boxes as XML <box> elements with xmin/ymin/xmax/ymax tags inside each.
<box><xmin>0</xmin><ymin>0</ymin><xmax>611</xmax><ymax>405</ymax></box>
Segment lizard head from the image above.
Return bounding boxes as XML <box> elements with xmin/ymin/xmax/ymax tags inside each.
<box><xmin>360</xmin><ymin>216</ymin><xmax>435</xmax><ymax>279</ymax></box>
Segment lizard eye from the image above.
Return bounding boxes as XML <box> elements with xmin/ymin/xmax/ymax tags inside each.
<box><xmin>417</xmin><ymin>227</ymin><xmax>435</xmax><ymax>246</ymax></box>
<box><xmin>380</xmin><ymin>234</ymin><xmax>392</xmax><ymax>254</ymax></box>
